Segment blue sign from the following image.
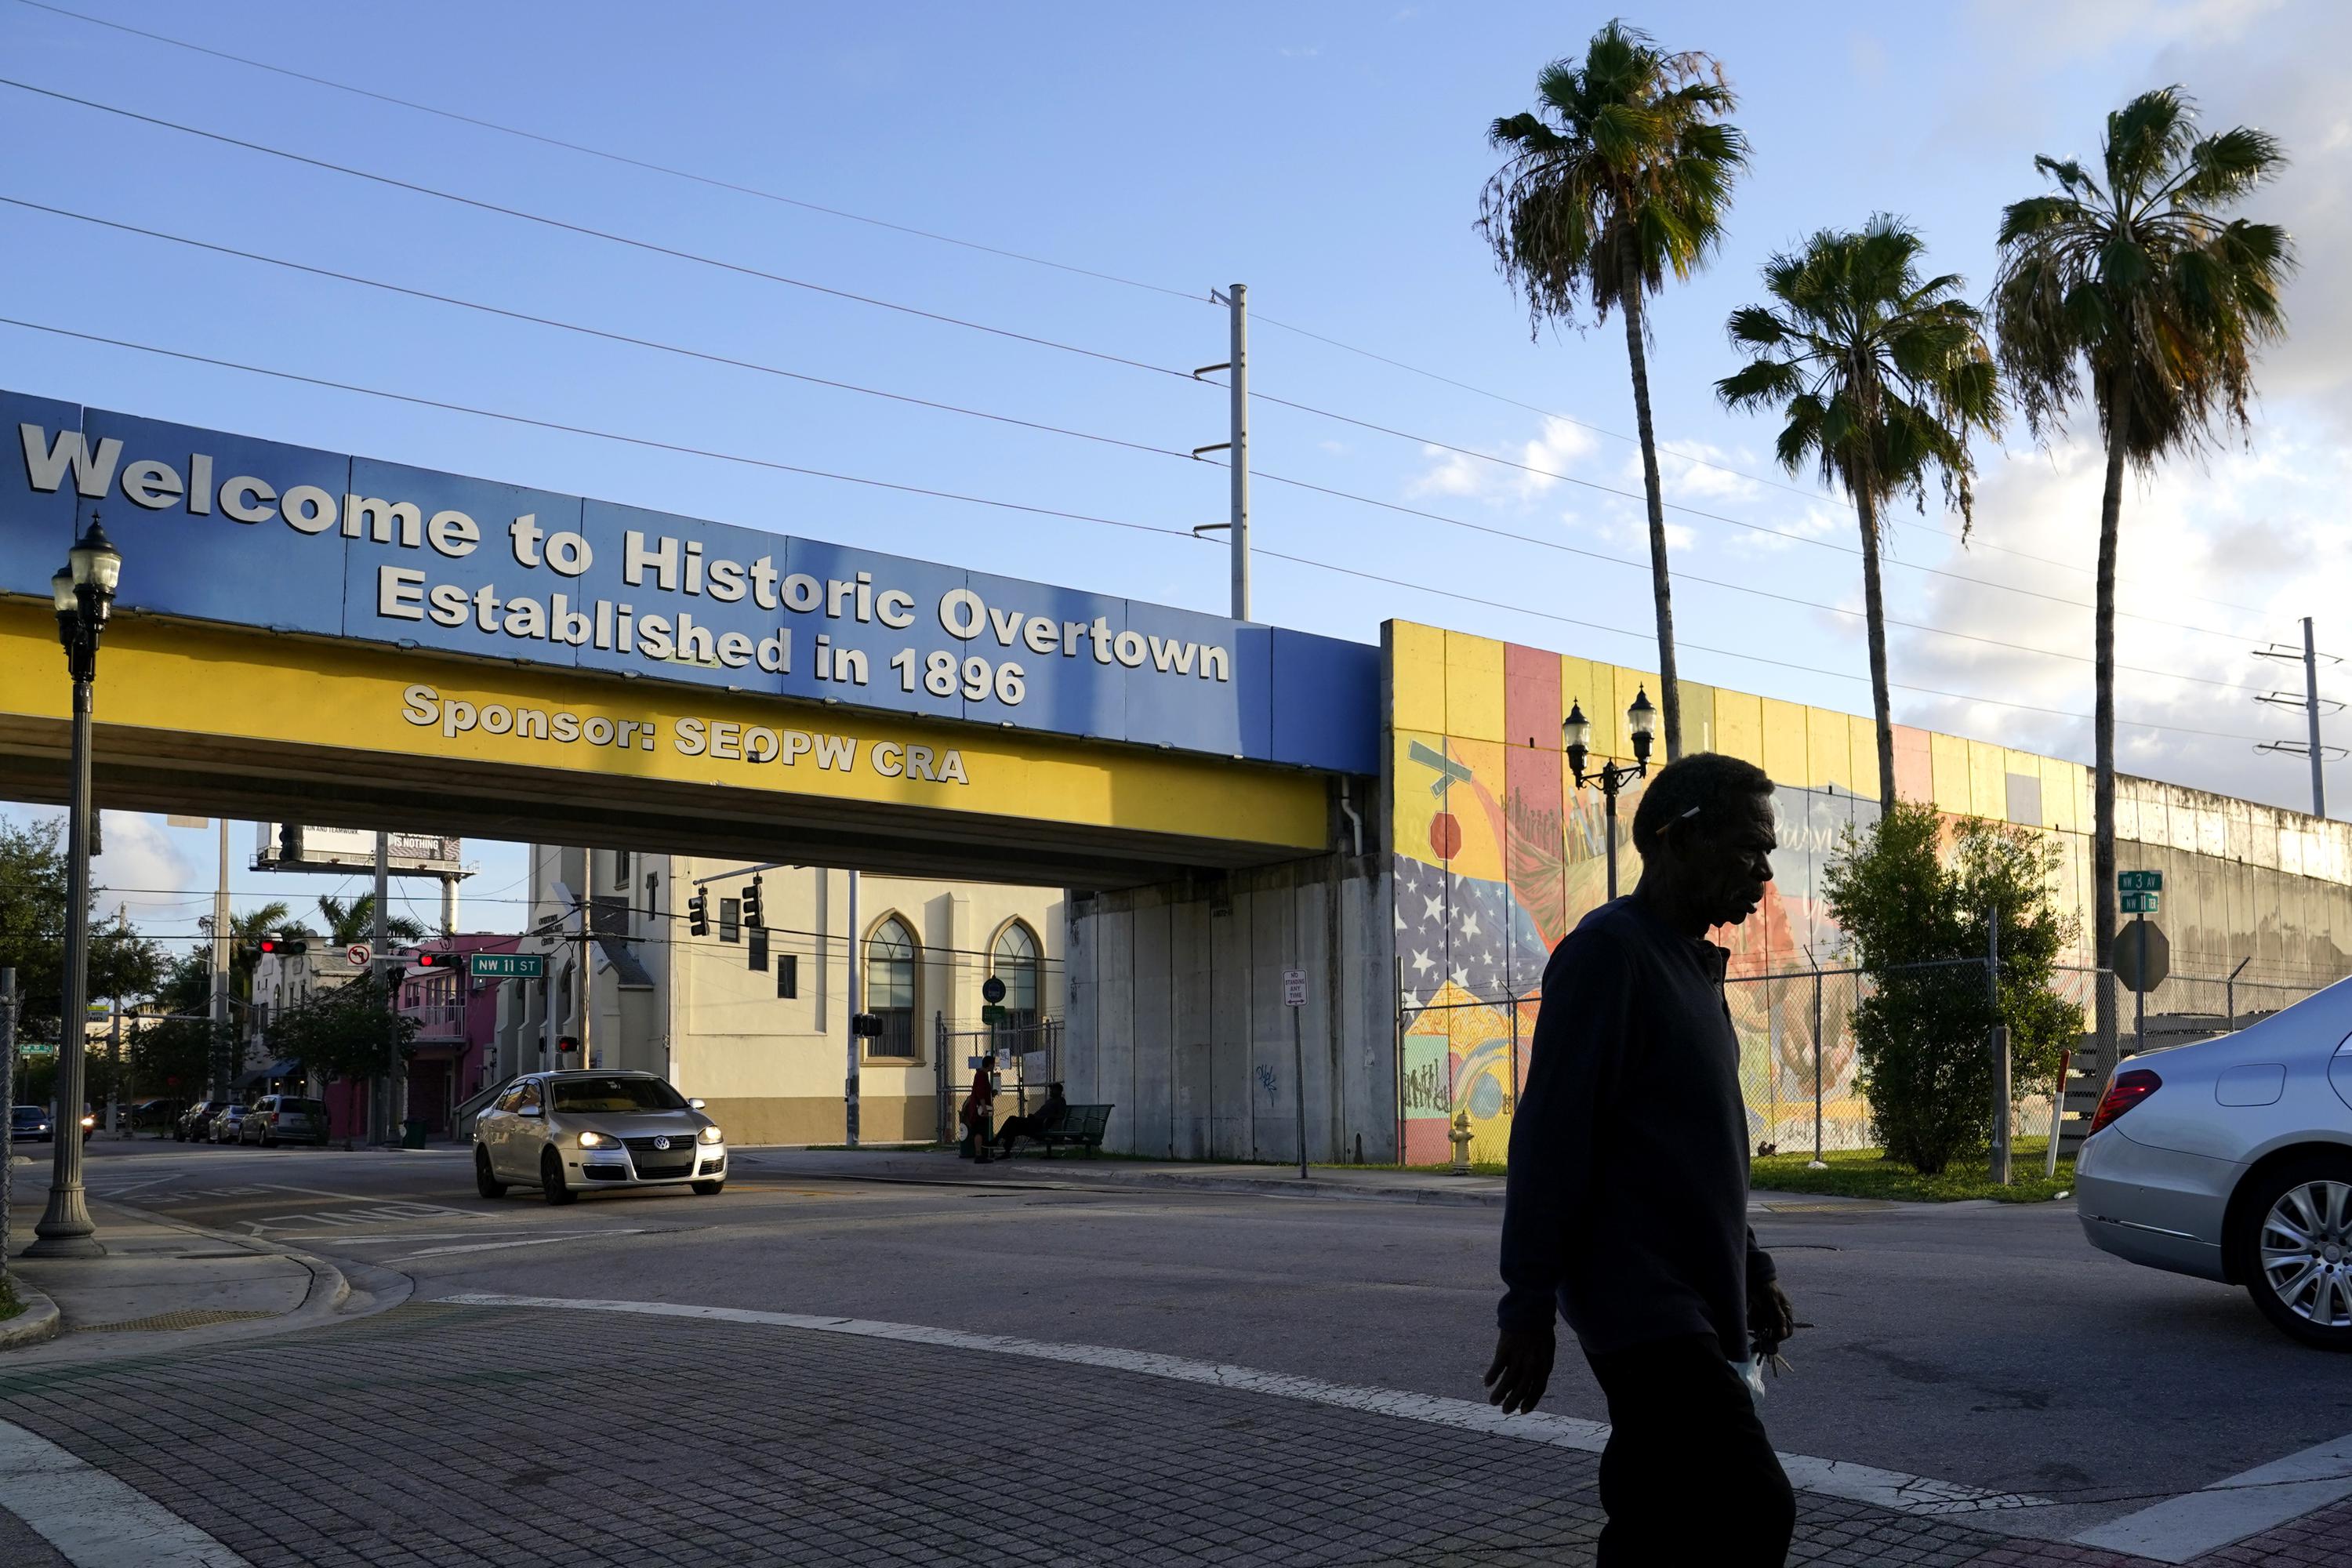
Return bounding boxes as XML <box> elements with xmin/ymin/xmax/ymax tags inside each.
<box><xmin>2</xmin><ymin>388</ymin><xmax>1377</xmax><ymax>773</ymax></box>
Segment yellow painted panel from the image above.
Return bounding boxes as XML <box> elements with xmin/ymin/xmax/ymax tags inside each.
<box><xmin>1848</xmin><ymin>714</ymin><xmax>1881</xmax><ymax>801</ymax></box>
<box><xmin>1443</xmin><ymin>630</ymin><xmax>1505</xmax><ymax>744</ymax></box>
<box><xmin>1930</xmin><ymin>733</ymin><xmax>1972</xmax><ymax>815</ymax></box>
<box><xmin>1760</xmin><ymin>698</ymin><xmax>1809</xmax><ymax>786</ymax></box>
<box><xmin>1807</xmin><ymin>706</ymin><xmax>1853</xmax><ymax>793</ymax></box>
<box><xmin>1388</xmin><ymin>621</ymin><xmax>1446</xmax><ymax>734</ymax></box>
<box><xmin>1969</xmin><ymin>740</ymin><xmax>2006</xmax><ymax>821</ymax></box>
<box><xmin>0</xmin><ymin>608</ymin><xmax>1329</xmax><ymax>850</ymax></box>
<box><xmin>1610</xmin><ymin>662</ymin><xmax>1661</xmax><ymax>766</ymax></box>
<box><xmin>1679</xmin><ymin>682</ymin><xmax>1718</xmax><ymax>756</ymax></box>
<box><xmin>1715</xmin><ymin>688</ymin><xmax>1764</xmax><ymax>766</ymax></box>
<box><xmin>1559</xmin><ymin>655</ymin><xmax>1605</xmax><ymax>749</ymax></box>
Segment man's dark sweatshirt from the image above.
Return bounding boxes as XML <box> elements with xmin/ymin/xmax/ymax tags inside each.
<box><xmin>1497</xmin><ymin>895</ymin><xmax>1775</xmax><ymax>1361</ymax></box>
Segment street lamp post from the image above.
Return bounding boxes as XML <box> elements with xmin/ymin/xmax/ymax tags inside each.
<box><xmin>28</xmin><ymin>517</ymin><xmax>122</xmax><ymax>1259</ymax></box>
<box><xmin>1564</xmin><ymin>688</ymin><xmax>1657</xmax><ymax>902</ymax></box>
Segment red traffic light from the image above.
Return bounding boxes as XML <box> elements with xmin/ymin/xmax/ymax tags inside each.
<box><xmin>413</xmin><ymin>950</ymin><xmax>449</xmax><ymax>968</ymax></box>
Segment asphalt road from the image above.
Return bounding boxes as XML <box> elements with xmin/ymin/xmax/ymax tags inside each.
<box><xmin>59</xmin><ymin>1135</ymin><xmax>2352</xmax><ymax>1549</ymax></box>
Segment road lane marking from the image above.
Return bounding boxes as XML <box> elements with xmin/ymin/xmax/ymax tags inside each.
<box><xmin>2074</xmin><ymin>1430</ymin><xmax>2352</xmax><ymax>1562</ymax></box>
<box><xmin>0</xmin><ymin>1417</ymin><xmax>249</xmax><ymax>1566</ymax></box>
<box><xmin>443</xmin><ymin>1292</ymin><xmax>2044</xmax><ymax>1520</ymax></box>
<box><xmin>397</xmin><ymin>1231</ymin><xmax>648</xmax><ymax>1259</ymax></box>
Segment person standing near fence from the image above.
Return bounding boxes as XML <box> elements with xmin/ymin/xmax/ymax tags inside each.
<box><xmin>957</xmin><ymin>1060</ymin><xmax>996</xmax><ymax>1163</ymax></box>
<box><xmin>1483</xmin><ymin>753</ymin><xmax>1799</xmax><ymax>1566</ymax></box>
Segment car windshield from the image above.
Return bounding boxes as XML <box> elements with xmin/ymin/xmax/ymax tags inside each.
<box><xmin>12</xmin><ymin>1107</ymin><xmax>42</xmax><ymax>1122</ymax></box>
<box><xmin>550</xmin><ymin>1076</ymin><xmax>686</xmax><ymax>1114</ymax></box>
<box><xmin>283</xmin><ymin>1099</ymin><xmax>326</xmax><ymax>1116</ymax></box>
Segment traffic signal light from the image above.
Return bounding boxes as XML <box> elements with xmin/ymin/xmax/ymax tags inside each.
<box><xmin>688</xmin><ymin>890</ymin><xmax>709</xmax><ymax>937</ymax></box>
<box><xmin>256</xmin><ymin>931</ymin><xmax>307</xmax><ymax>956</ymax></box>
<box><xmin>413</xmin><ymin>949</ymin><xmax>451</xmax><ymax>968</ymax></box>
<box><xmin>742</xmin><ymin>876</ymin><xmax>764</xmax><ymax>929</ymax></box>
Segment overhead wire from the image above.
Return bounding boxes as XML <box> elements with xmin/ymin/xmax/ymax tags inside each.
<box><xmin>0</xmin><ymin>0</ymin><xmax>2274</xmax><ymax>623</ymax></box>
<box><xmin>0</xmin><ymin>198</ymin><xmax>2268</xmax><ymax>689</ymax></box>
<box><xmin>0</xmin><ymin>78</ymin><xmax>2279</xmax><ymax>649</ymax></box>
<box><xmin>0</xmin><ymin>314</ymin><xmax>2288</xmax><ymax>747</ymax></box>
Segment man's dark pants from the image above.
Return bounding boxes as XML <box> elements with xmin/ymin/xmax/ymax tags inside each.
<box><xmin>1585</xmin><ymin>1332</ymin><xmax>1795</xmax><ymax>1566</ymax></box>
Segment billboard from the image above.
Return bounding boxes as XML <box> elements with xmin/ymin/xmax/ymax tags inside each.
<box><xmin>2</xmin><ymin>388</ymin><xmax>1379</xmax><ymax>774</ymax></box>
<box><xmin>254</xmin><ymin>823</ymin><xmax>465</xmax><ymax>876</ymax></box>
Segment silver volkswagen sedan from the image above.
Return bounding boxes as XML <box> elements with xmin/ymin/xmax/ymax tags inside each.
<box><xmin>2077</xmin><ymin>977</ymin><xmax>2352</xmax><ymax>1348</ymax></box>
<box><xmin>473</xmin><ymin>1071</ymin><xmax>726</xmax><ymax>1205</ymax></box>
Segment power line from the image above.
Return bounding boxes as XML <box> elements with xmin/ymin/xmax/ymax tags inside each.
<box><xmin>1</xmin><ymin>2</ymin><xmax>2274</xmax><ymax>624</ymax></box>
<box><xmin>0</xmin><ymin>317</ymin><xmax>1203</xmax><ymax>544</ymax></box>
<box><xmin>0</xmin><ymin>200</ymin><xmax>2263</xmax><ymax>693</ymax></box>
<box><xmin>0</xmin><ymin>314</ymin><xmax>2287</xmax><ymax>749</ymax></box>
<box><xmin>0</xmin><ymin>78</ymin><xmax>1203</xmax><ymax>386</ymax></box>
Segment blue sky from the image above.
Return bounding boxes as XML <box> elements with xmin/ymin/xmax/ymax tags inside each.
<box><xmin>3</xmin><ymin>0</ymin><xmax>2345</xmax><ymax>944</ymax></box>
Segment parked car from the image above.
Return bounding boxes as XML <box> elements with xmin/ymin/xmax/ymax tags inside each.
<box><xmin>474</xmin><ymin>1070</ymin><xmax>725</xmax><ymax>1205</ymax></box>
<box><xmin>11</xmin><ymin>1105</ymin><xmax>52</xmax><ymax>1143</ymax></box>
<box><xmin>131</xmin><ymin>1098</ymin><xmax>185</xmax><ymax>1131</ymax></box>
<box><xmin>176</xmin><ymin>1099</ymin><xmax>234</xmax><ymax>1142</ymax></box>
<box><xmin>2077</xmin><ymin>977</ymin><xmax>2352</xmax><ymax>1349</ymax></box>
<box><xmin>207</xmin><ymin>1103</ymin><xmax>252</xmax><ymax>1145</ymax></box>
<box><xmin>240</xmin><ymin>1094</ymin><xmax>330</xmax><ymax>1149</ymax></box>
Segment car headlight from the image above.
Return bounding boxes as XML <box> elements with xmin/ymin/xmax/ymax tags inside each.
<box><xmin>576</xmin><ymin>1130</ymin><xmax>615</xmax><ymax>1149</ymax></box>
<box><xmin>698</xmin><ymin>1125</ymin><xmax>723</xmax><ymax>1145</ymax></box>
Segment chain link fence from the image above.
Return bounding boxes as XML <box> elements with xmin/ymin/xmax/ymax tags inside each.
<box><xmin>1396</xmin><ymin>954</ymin><xmax>2347</xmax><ymax>1169</ymax></box>
<box><xmin>932</xmin><ymin>1015</ymin><xmax>1062</xmax><ymax>1144</ymax></box>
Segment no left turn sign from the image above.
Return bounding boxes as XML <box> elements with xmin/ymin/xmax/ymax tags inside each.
<box><xmin>345</xmin><ymin>942</ymin><xmax>372</xmax><ymax>967</ymax></box>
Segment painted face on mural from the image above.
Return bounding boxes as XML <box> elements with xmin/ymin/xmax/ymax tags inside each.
<box><xmin>1677</xmin><ymin>789</ymin><xmax>1778</xmax><ymax>930</ymax></box>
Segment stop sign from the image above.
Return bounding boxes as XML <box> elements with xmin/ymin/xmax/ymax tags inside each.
<box><xmin>2114</xmin><ymin>920</ymin><xmax>2170</xmax><ymax>993</ymax></box>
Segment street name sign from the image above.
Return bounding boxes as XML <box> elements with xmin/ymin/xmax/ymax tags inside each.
<box><xmin>2122</xmin><ymin>891</ymin><xmax>2161</xmax><ymax>915</ymax></box>
<box><xmin>2118</xmin><ymin>871</ymin><xmax>2164</xmax><ymax>893</ymax></box>
<box><xmin>470</xmin><ymin>952</ymin><xmax>545</xmax><ymax>979</ymax></box>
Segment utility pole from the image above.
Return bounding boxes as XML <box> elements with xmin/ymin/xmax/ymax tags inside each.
<box><xmin>2256</xmin><ymin>616</ymin><xmax>2340</xmax><ymax>816</ymax></box>
<box><xmin>373</xmin><ymin>829</ymin><xmax>391</xmax><ymax>1145</ymax></box>
<box><xmin>212</xmin><ymin>818</ymin><xmax>230</xmax><ymax>1101</ymax></box>
<box><xmin>1192</xmin><ymin>284</ymin><xmax>1251</xmax><ymax>621</ymax></box>
<box><xmin>1988</xmin><ymin>907</ymin><xmax>2009</xmax><ymax>1186</ymax></box>
<box><xmin>844</xmin><ymin>869</ymin><xmax>862</xmax><ymax>1148</ymax></box>
<box><xmin>2</xmin><ymin>969</ymin><xmax>16</xmax><ymax>1280</ymax></box>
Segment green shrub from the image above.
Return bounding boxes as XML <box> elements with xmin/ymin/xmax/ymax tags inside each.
<box><xmin>1822</xmin><ymin>801</ymin><xmax>2082</xmax><ymax>1174</ymax></box>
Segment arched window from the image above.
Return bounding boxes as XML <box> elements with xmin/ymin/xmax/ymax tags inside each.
<box><xmin>865</xmin><ymin>916</ymin><xmax>918</xmax><ymax>1058</ymax></box>
<box><xmin>992</xmin><ymin>922</ymin><xmax>1042</xmax><ymax>1040</ymax></box>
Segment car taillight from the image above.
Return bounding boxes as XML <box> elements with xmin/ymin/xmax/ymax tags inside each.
<box><xmin>2089</xmin><ymin>1068</ymin><xmax>2162</xmax><ymax>1134</ymax></box>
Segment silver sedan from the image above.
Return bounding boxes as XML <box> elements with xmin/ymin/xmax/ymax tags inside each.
<box><xmin>473</xmin><ymin>1070</ymin><xmax>726</xmax><ymax>1205</ymax></box>
<box><xmin>2076</xmin><ymin>978</ymin><xmax>2352</xmax><ymax>1348</ymax></box>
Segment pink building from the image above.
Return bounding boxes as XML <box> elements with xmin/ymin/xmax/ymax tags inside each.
<box><xmin>397</xmin><ymin>934</ymin><xmax>521</xmax><ymax>1138</ymax></box>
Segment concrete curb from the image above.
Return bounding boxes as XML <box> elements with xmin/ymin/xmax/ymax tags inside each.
<box><xmin>91</xmin><ymin>1199</ymin><xmax>355</xmax><ymax>1327</ymax></box>
<box><xmin>0</xmin><ymin>1286</ymin><xmax>61</xmax><ymax>1352</ymax></box>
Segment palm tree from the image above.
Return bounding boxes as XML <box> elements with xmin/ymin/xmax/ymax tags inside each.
<box><xmin>1717</xmin><ymin>217</ymin><xmax>2001</xmax><ymax>807</ymax></box>
<box><xmin>316</xmin><ymin>892</ymin><xmax>423</xmax><ymax>947</ymax></box>
<box><xmin>1992</xmin><ymin>88</ymin><xmax>2291</xmax><ymax>1058</ymax></box>
<box><xmin>1479</xmin><ymin>19</ymin><xmax>1748</xmax><ymax>760</ymax></box>
<box><xmin>198</xmin><ymin>900</ymin><xmax>296</xmax><ymax>1005</ymax></box>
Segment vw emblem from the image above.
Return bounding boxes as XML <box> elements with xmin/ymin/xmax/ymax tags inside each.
<box><xmin>653</xmin><ymin>1136</ymin><xmax>670</xmax><ymax>1150</ymax></box>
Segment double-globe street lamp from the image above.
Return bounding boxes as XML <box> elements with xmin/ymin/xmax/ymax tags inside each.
<box><xmin>1563</xmin><ymin>687</ymin><xmax>1657</xmax><ymax>902</ymax></box>
<box><xmin>28</xmin><ymin>517</ymin><xmax>122</xmax><ymax>1259</ymax></box>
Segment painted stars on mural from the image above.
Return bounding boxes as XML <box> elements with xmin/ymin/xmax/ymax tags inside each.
<box><xmin>1394</xmin><ymin>855</ymin><xmax>1555</xmax><ymax>1011</ymax></box>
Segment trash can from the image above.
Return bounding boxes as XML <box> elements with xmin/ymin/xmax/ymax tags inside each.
<box><xmin>401</xmin><ymin>1117</ymin><xmax>429</xmax><ymax>1149</ymax></box>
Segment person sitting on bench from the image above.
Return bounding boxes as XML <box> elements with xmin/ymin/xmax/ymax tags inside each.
<box><xmin>994</xmin><ymin>1082</ymin><xmax>1070</xmax><ymax>1152</ymax></box>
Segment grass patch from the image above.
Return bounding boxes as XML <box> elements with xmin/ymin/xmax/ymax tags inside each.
<box><xmin>0</xmin><ymin>1282</ymin><xmax>20</xmax><ymax>1324</ymax></box>
<box><xmin>1751</xmin><ymin>1139</ymin><xmax>2074</xmax><ymax>1203</ymax></box>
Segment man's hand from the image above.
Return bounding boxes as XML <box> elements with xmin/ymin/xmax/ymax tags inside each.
<box><xmin>1749</xmin><ymin>1278</ymin><xmax>1796</xmax><ymax>1352</ymax></box>
<box><xmin>1483</xmin><ymin>1326</ymin><xmax>1555</xmax><ymax>1415</ymax></box>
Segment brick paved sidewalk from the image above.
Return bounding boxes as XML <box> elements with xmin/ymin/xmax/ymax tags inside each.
<box><xmin>0</xmin><ymin>1300</ymin><xmax>2343</xmax><ymax>1566</ymax></box>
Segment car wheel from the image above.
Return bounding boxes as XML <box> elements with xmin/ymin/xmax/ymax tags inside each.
<box><xmin>692</xmin><ymin>1180</ymin><xmax>724</xmax><ymax>1196</ymax></box>
<box><xmin>474</xmin><ymin>1148</ymin><xmax>507</xmax><ymax>1199</ymax></box>
<box><xmin>2232</xmin><ymin>1152</ymin><xmax>2352</xmax><ymax>1351</ymax></box>
<box><xmin>540</xmin><ymin>1149</ymin><xmax>576</xmax><ymax>1206</ymax></box>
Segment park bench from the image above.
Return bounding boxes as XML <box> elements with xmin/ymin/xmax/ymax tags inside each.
<box><xmin>1005</xmin><ymin>1102</ymin><xmax>1112</xmax><ymax>1158</ymax></box>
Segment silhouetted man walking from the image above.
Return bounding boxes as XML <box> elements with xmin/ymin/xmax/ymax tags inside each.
<box><xmin>1484</xmin><ymin>753</ymin><xmax>1798</xmax><ymax>1566</ymax></box>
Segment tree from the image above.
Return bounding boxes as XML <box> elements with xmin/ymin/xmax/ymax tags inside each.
<box><xmin>314</xmin><ymin>893</ymin><xmax>422</xmax><ymax>947</ymax></box>
<box><xmin>1479</xmin><ymin>19</ymin><xmax>1748</xmax><ymax>760</ymax></box>
<box><xmin>130</xmin><ymin>951</ymin><xmax>230</xmax><ymax>1101</ymax></box>
<box><xmin>1823</xmin><ymin>801</ymin><xmax>2085</xmax><ymax>1174</ymax></box>
<box><xmin>1717</xmin><ymin>216</ymin><xmax>2001</xmax><ymax>806</ymax></box>
<box><xmin>265</xmin><ymin>973</ymin><xmax>415</xmax><ymax>1084</ymax></box>
<box><xmin>1991</xmin><ymin>88</ymin><xmax>2292</xmax><ymax>1060</ymax></box>
<box><xmin>0</xmin><ymin>817</ymin><xmax>165</xmax><ymax>1040</ymax></box>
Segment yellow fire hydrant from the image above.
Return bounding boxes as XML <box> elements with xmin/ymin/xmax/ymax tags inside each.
<box><xmin>1449</xmin><ymin>1109</ymin><xmax>1475</xmax><ymax>1175</ymax></box>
